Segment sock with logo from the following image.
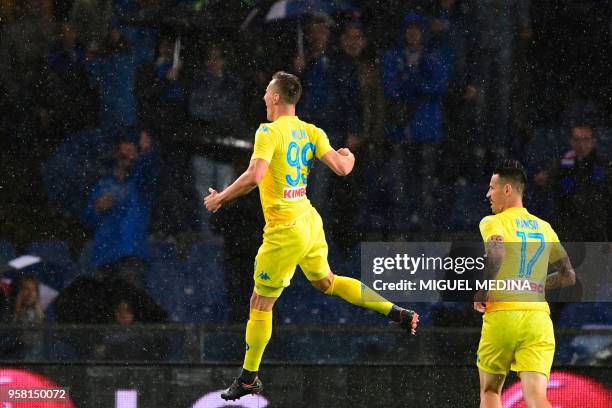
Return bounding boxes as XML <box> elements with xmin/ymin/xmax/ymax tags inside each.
<box><xmin>324</xmin><ymin>275</ymin><xmax>393</xmax><ymax>315</ymax></box>
<box><xmin>242</xmin><ymin>308</ymin><xmax>273</xmax><ymax>374</ymax></box>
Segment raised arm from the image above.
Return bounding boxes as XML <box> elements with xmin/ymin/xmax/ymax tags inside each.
<box><xmin>319</xmin><ymin>148</ymin><xmax>355</xmax><ymax>176</ymax></box>
<box><xmin>204</xmin><ymin>159</ymin><xmax>269</xmax><ymax>213</ymax></box>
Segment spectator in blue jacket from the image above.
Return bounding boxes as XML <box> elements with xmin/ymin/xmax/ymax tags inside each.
<box><xmin>87</xmin><ymin>25</ymin><xmax>151</xmax><ymax>131</ymax></box>
<box><xmin>382</xmin><ymin>11</ymin><xmax>450</xmax><ymax>228</ymax></box>
<box><xmin>294</xmin><ymin>14</ymin><xmax>362</xmax><ymax>149</ymax></box>
<box><xmin>292</xmin><ymin>14</ymin><xmax>363</xmax><ymax>224</ymax></box>
<box><xmin>82</xmin><ymin>128</ymin><xmax>159</xmax><ymax>290</ymax></box>
<box><xmin>382</xmin><ymin>11</ymin><xmax>450</xmax><ymax>145</ymax></box>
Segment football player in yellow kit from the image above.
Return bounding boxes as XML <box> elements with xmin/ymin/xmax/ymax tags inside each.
<box><xmin>205</xmin><ymin>71</ymin><xmax>418</xmax><ymax>401</ymax></box>
<box><xmin>475</xmin><ymin>159</ymin><xmax>576</xmax><ymax>408</ymax></box>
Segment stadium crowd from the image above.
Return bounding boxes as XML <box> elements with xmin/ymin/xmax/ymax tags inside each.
<box><xmin>0</xmin><ymin>0</ymin><xmax>610</xmax><ymax>361</ymax></box>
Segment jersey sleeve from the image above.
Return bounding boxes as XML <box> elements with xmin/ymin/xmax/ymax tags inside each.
<box><xmin>251</xmin><ymin>124</ymin><xmax>276</xmax><ymax>163</ymax></box>
<box><xmin>479</xmin><ymin>216</ymin><xmax>504</xmax><ymax>242</ymax></box>
<box><xmin>313</xmin><ymin>126</ymin><xmax>334</xmax><ymax>159</ymax></box>
<box><xmin>547</xmin><ymin>227</ymin><xmax>568</xmax><ymax>263</ymax></box>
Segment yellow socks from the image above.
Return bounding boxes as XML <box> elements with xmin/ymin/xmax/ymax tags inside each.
<box><xmin>242</xmin><ymin>308</ymin><xmax>273</xmax><ymax>372</ymax></box>
<box><xmin>241</xmin><ymin>277</ymin><xmax>392</xmax><ymax>373</ymax></box>
<box><xmin>324</xmin><ymin>275</ymin><xmax>393</xmax><ymax>315</ymax></box>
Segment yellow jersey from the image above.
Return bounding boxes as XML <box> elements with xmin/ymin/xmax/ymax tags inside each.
<box><xmin>251</xmin><ymin>115</ymin><xmax>334</xmax><ymax>226</ymax></box>
<box><xmin>479</xmin><ymin>207</ymin><xmax>567</xmax><ymax>313</ymax></box>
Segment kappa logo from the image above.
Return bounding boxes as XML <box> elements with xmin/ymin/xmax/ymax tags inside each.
<box><xmin>258</xmin><ymin>272</ymin><xmax>271</xmax><ymax>281</ymax></box>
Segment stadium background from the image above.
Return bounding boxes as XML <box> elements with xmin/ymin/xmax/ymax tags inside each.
<box><xmin>0</xmin><ymin>0</ymin><xmax>611</xmax><ymax>407</ymax></box>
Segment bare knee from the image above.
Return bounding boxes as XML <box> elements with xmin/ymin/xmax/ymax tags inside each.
<box><xmin>521</xmin><ymin>387</ymin><xmax>550</xmax><ymax>408</ymax></box>
<box><xmin>311</xmin><ymin>272</ymin><xmax>334</xmax><ymax>293</ymax></box>
<box><xmin>480</xmin><ymin>382</ymin><xmax>503</xmax><ymax>398</ymax></box>
<box><xmin>519</xmin><ymin>372</ymin><xmax>551</xmax><ymax>408</ymax></box>
<box><xmin>249</xmin><ymin>291</ymin><xmax>277</xmax><ymax>312</ymax></box>
<box><xmin>479</xmin><ymin>370</ymin><xmax>505</xmax><ymax>408</ymax></box>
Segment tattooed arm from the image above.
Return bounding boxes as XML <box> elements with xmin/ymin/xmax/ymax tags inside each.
<box><xmin>474</xmin><ymin>235</ymin><xmax>505</xmax><ymax>313</ymax></box>
<box><xmin>546</xmin><ymin>256</ymin><xmax>576</xmax><ymax>289</ymax></box>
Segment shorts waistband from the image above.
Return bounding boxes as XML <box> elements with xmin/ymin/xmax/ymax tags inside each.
<box><xmin>264</xmin><ymin>207</ymin><xmax>317</xmax><ymax>230</ymax></box>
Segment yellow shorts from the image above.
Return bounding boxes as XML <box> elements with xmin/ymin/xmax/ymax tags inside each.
<box><xmin>253</xmin><ymin>208</ymin><xmax>330</xmax><ymax>298</ymax></box>
<box><xmin>477</xmin><ymin>310</ymin><xmax>555</xmax><ymax>378</ymax></box>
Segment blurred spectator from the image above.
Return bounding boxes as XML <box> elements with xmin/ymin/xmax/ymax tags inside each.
<box><xmin>188</xmin><ymin>44</ymin><xmax>243</xmax><ymax>238</ymax></box>
<box><xmin>326</xmin><ymin>21</ymin><xmax>382</xmax><ymax>249</ymax></box>
<box><xmin>46</xmin><ymin>21</ymin><xmax>98</xmax><ymax>133</ymax></box>
<box><xmin>136</xmin><ymin>35</ymin><xmax>198</xmax><ymax>238</ymax></box>
<box><xmin>339</xmin><ymin>22</ymin><xmax>384</xmax><ymax>147</ymax></box>
<box><xmin>382</xmin><ymin>11</ymin><xmax>450</xmax><ymax>228</ymax></box>
<box><xmin>473</xmin><ymin>0</ymin><xmax>532</xmax><ymax>152</ymax></box>
<box><xmin>86</xmin><ymin>25</ymin><xmax>151</xmax><ymax>130</ymax></box>
<box><xmin>8</xmin><ymin>275</ymin><xmax>44</xmax><ymax>324</ymax></box>
<box><xmin>294</xmin><ymin>14</ymin><xmax>362</xmax><ymax>148</ymax></box>
<box><xmin>292</xmin><ymin>14</ymin><xmax>362</xmax><ymax>231</ymax></box>
<box><xmin>82</xmin><ymin>129</ymin><xmax>159</xmax><ymax>290</ymax></box>
<box><xmin>136</xmin><ymin>35</ymin><xmax>187</xmax><ymax>134</ymax></box>
<box><xmin>2</xmin><ymin>275</ymin><xmax>45</xmax><ymax>360</ymax></box>
<box><xmin>114</xmin><ymin>300</ymin><xmax>135</xmax><ymax>325</ymax></box>
<box><xmin>92</xmin><ymin>299</ymin><xmax>169</xmax><ymax>360</ymax></box>
<box><xmin>428</xmin><ymin>0</ymin><xmax>486</xmax><ymax>184</ymax></box>
<box><xmin>383</xmin><ymin>11</ymin><xmax>449</xmax><ymax>145</ymax></box>
<box><xmin>538</xmin><ymin>124</ymin><xmax>612</xmax><ymax>242</ymax></box>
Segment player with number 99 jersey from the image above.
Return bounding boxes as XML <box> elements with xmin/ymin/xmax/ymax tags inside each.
<box><xmin>251</xmin><ymin>115</ymin><xmax>334</xmax><ymax>297</ymax></box>
<box><xmin>251</xmin><ymin>116</ymin><xmax>333</xmax><ymax>224</ymax></box>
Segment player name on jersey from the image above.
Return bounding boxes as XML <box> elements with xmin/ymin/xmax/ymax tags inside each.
<box><xmin>283</xmin><ymin>186</ymin><xmax>307</xmax><ymax>200</ymax></box>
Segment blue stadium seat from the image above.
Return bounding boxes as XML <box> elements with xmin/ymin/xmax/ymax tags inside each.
<box><xmin>181</xmin><ymin>259</ymin><xmax>228</xmax><ymax>324</ymax></box>
<box><xmin>148</xmin><ymin>260</ymin><xmax>186</xmax><ymax>323</ymax></box>
<box><xmin>0</xmin><ymin>240</ymin><xmax>16</xmax><ymax>264</ymax></box>
<box><xmin>557</xmin><ymin>302</ymin><xmax>612</xmax><ymax>328</ymax></box>
<box><xmin>188</xmin><ymin>241</ymin><xmax>224</xmax><ymax>267</ymax></box>
<box><xmin>27</xmin><ymin>240</ymin><xmax>72</xmax><ymax>265</ymax></box>
<box><xmin>183</xmin><ymin>242</ymin><xmax>226</xmax><ymax>319</ymax></box>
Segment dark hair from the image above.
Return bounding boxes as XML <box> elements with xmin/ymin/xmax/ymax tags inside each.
<box><xmin>571</xmin><ymin>123</ymin><xmax>594</xmax><ymax>134</ymax></box>
<box><xmin>114</xmin><ymin>126</ymin><xmax>140</xmax><ymax>146</ymax></box>
<box><xmin>271</xmin><ymin>71</ymin><xmax>302</xmax><ymax>105</ymax></box>
<box><xmin>8</xmin><ymin>274</ymin><xmax>40</xmax><ymax>315</ymax></box>
<box><xmin>494</xmin><ymin>159</ymin><xmax>527</xmax><ymax>194</ymax></box>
